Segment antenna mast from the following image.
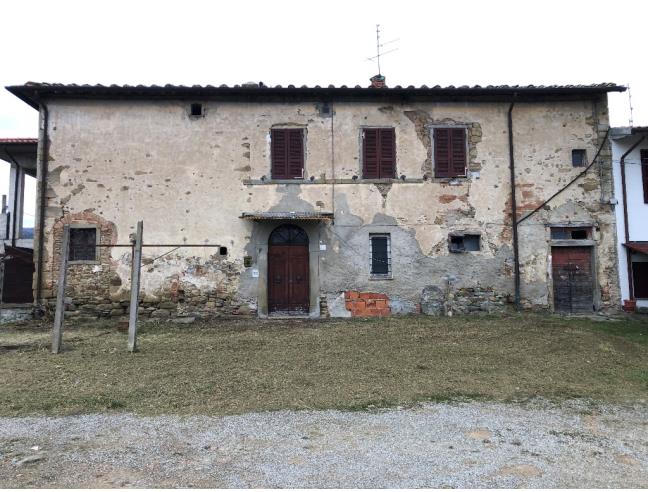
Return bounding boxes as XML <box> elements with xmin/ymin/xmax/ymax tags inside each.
<box><xmin>376</xmin><ymin>24</ymin><xmax>381</xmax><ymax>75</ymax></box>
<box><xmin>628</xmin><ymin>82</ymin><xmax>634</xmax><ymax>127</ymax></box>
<box><xmin>366</xmin><ymin>25</ymin><xmax>399</xmax><ymax>75</ymax></box>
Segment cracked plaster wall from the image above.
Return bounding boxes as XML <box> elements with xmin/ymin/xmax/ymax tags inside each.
<box><xmin>34</xmin><ymin>96</ymin><xmax>619</xmax><ymax>317</ymax></box>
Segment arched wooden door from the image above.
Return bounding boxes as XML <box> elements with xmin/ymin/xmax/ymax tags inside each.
<box><xmin>268</xmin><ymin>224</ymin><xmax>310</xmax><ymax>314</ymax></box>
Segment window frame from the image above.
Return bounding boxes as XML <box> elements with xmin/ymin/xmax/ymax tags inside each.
<box><xmin>369</xmin><ymin>233</ymin><xmax>392</xmax><ymax>279</ymax></box>
<box><xmin>68</xmin><ymin>224</ymin><xmax>101</xmax><ymax>264</ymax></box>
<box><xmin>361</xmin><ymin>127</ymin><xmax>397</xmax><ymax>180</ymax></box>
<box><xmin>431</xmin><ymin>125</ymin><xmax>469</xmax><ymax>179</ymax></box>
<box><xmin>270</xmin><ymin>127</ymin><xmax>306</xmax><ymax>180</ymax></box>
<box><xmin>448</xmin><ymin>233</ymin><xmax>481</xmax><ymax>253</ymax></box>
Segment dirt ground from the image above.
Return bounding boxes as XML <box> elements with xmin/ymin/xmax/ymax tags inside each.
<box><xmin>1</xmin><ymin>313</ymin><xmax>648</xmax><ymax>416</ymax></box>
<box><xmin>1</xmin><ymin>399</ymin><xmax>647</xmax><ymax>488</ymax></box>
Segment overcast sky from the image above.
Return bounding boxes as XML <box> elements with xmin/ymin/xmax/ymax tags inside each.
<box><xmin>2</xmin><ymin>0</ymin><xmax>647</xmax><ymax>224</ymax></box>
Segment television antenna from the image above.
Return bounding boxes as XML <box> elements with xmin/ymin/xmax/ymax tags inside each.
<box><xmin>366</xmin><ymin>24</ymin><xmax>399</xmax><ymax>75</ymax></box>
<box><xmin>628</xmin><ymin>82</ymin><xmax>634</xmax><ymax>127</ymax></box>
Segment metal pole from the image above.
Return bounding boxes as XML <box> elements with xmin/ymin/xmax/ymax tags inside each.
<box><xmin>128</xmin><ymin>221</ymin><xmax>143</xmax><ymax>352</ymax></box>
<box><xmin>52</xmin><ymin>224</ymin><xmax>70</xmax><ymax>354</ymax></box>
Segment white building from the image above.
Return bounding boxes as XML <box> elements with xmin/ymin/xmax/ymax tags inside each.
<box><xmin>611</xmin><ymin>127</ymin><xmax>648</xmax><ymax>311</ymax></box>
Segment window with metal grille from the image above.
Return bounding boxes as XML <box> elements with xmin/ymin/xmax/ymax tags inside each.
<box><xmin>370</xmin><ymin>233</ymin><xmax>391</xmax><ymax>277</ymax></box>
<box><xmin>69</xmin><ymin>227</ymin><xmax>97</xmax><ymax>261</ymax></box>
<box><xmin>572</xmin><ymin>149</ymin><xmax>587</xmax><ymax>167</ymax></box>
<box><xmin>434</xmin><ymin>128</ymin><xmax>467</xmax><ymax>178</ymax></box>
<box><xmin>641</xmin><ymin>149</ymin><xmax>648</xmax><ymax>204</ymax></box>
<box><xmin>271</xmin><ymin>128</ymin><xmax>304</xmax><ymax>179</ymax></box>
<box><xmin>362</xmin><ymin>128</ymin><xmax>396</xmax><ymax>179</ymax></box>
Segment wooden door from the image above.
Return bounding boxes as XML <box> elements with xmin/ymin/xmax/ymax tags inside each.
<box><xmin>268</xmin><ymin>225</ymin><xmax>309</xmax><ymax>314</ymax></box>
<box><xmin>552</xmin><ymin>246</ymin><xmax>594</xmax><ymax>313</ymax></box>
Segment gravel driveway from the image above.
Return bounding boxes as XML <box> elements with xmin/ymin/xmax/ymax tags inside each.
<box><xmin>1</xmin><ymin>399</ymin><xmax>647</xmax><ymax>488</ymax></box>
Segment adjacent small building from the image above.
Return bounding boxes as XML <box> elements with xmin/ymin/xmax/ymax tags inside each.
<box><xmin>5</xmin><ymin>79</ymin><xmax>626</xmax><ymax>318</ymax></box>
<box><xmin>611</xmin><ymin>126</ymin><xmax>648</xmax><ymax>311</ymax></box>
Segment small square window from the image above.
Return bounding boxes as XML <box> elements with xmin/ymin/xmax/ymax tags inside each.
<box><xmin>572</xmin><ymin>149</ymin><xmax>587</xmax><ymax>167</ymax></box>
<box><xmin>449</xmin><ymin>234</ymin><xmax>480</xmax><ymax>253</ymax></box>
<box><xmin>370</xmin><ymin>234</ymin><xmax>391</xmax><ymax>277</ymax></box>
<box><xmin>69</xmin><ymin>227</ymin><xmax>97</xmax><ymax>261</ymax></box>
<box><xmin>190</xmin><ymin>103</ymin><xmax>203</xmax><ymax>117</ymax></box>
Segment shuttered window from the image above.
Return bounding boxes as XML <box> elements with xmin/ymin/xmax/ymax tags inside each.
<box><xmin>271</xmin><ymin>128</ymin><xmax>304</xmax><ymax>179</ymax></box>
<box><xmin>362</xmin><ymin>128</ymin><xmax>396</xmax><ymax>179</ymax></box>
<box><xmin>641</xmin><ymin>149</ymin><xmax>648</xmax><ymax>204</ymax></box>
<box><xmin>434</xmin><ymin>128</ymin><xmax>467</xmax><ymax>178</ymax></box>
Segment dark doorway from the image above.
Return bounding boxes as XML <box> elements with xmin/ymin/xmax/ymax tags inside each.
<box><xmin>268</xmin><ymin>224</ymin><xmax>309</xmax><ymax>314</ymax></box>
<box><xmin>632</xmin><ymin>262</ymin><xmax>648</xmax><ymax>298</ymax></box>
<box><xmin>552</xmin><ymin>246</ymin><xmax>594</xmax><ymax>313</ymax></box>
<box><xmin>1</xmin><ymin>246</ymin><xmax>34</xmax><ymax>303</ymax></box>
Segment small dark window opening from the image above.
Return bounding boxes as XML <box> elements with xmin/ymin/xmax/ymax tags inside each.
<box><xmin>319</xmin><ymin>102</ymin><xmax>331</xmax><ymax>116</ymax></box>
<box><xmin>370</xmin><ymin>234</ymin><xmax>391</xmax><ymax>276</ymax></box>
<box><xmin>69</xmin><ymin>228</ymin><xmax>97</xmax><ymax>261</ymax></box>
<box><xmin>572</xmin><ymin>149</ymin><xmax>587</xmax><ymax>167</ymax></box>
<box><xmin>550</xmin><ymin>227</ymin><xmax>591</xmax><ymax>240</ymax></box>
<box><xmin>219</xmin><ymin>246</ymin><xmax>228</xmax><ymax>256</ymax></box>
<box><xmin>449</xmin><ymin>234</ymin><xmax>480</xmax><ymax>253</ymax></box>
<box><xmin>190</xmin><ymin>103</ymin><xmax>203</xmax><ymax>117</ymax></box>
<box><xmin>243</xmin><ymin>255</ymin><xmax>252</xmax><ymax>267</ymax></box>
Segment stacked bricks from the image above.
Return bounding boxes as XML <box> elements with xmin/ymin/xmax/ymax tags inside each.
<box><xmin>344</xmin><ymin>291</ymin><xmax>391</xmax><ymax>317</ymax></box>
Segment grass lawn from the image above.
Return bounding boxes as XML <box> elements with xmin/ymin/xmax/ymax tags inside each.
<box><xmin>1</xmin><ymin>313</ymin><xmax>647</xmax><ymax>416</ymax></box>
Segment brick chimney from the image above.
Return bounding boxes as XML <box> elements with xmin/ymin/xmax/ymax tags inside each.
<box><xmin>370</xmin><ymin>74</ymin><xmax>386</xmax><ymax>89</ymax></box>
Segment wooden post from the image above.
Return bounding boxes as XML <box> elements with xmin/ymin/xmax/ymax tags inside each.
<box><xmin>52</xmin><ymin>224</ymin><xmax>70</xmax><ymax>354</ymax></box>
<box><xmin>128</xmin><ymin>221</ymin><xmax>143</xmax><ymax>352</ymax></box>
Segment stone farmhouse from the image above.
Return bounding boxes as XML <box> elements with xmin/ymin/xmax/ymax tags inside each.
<box><xmin>4</xmin><ymin>78</ymin><xmax>626</xmax><ymax>319</ymax></box>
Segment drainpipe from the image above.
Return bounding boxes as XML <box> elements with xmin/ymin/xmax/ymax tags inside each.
<box><xmin>35</xmin><ymin>103</ymin><xmax>49</xmax><ymax>313</ymax></box>
<box><xmin>508</xmin><ymin>100</ymin><xmax>521</xmax><ymax>311</ymax></box>
<box><xmin>620</xmin><ymin>134</ymin><xmax>646</xmax><ymax>300</ymax></box>
<box><xmin>4</xmin><ymin>148</ymin><xmax>21</xmax><ymax>247</ymax></box>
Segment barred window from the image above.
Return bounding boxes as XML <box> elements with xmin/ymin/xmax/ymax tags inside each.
<box><xmin>69</xmin><ymin>227</ymin><xmax>97</xmax><ymax>261</ymax></box>
<box><xmin>370</xmin><ymin>233</ymin><xmax>391</xmax><ymax>277</ymax></box>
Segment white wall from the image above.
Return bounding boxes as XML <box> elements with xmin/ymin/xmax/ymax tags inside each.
<box><xmin>611</xmin><ymin>132</ymin><xmax>648</xmax><ymax>303</ymax></box>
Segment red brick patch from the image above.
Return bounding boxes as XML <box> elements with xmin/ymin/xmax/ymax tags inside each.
<box><xmin>344</xmin><ymin>291</ymin><xmax>391</xmax><ymax>317</ymax></box>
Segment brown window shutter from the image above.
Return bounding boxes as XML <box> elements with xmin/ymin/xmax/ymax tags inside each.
<box><xmin>271</xmin><ymin>129</ymin><xmax>303</xmax><ymax>179</ymax></box>
<box><xmin>435</xmin><ymin>128</ymin><xmax>466</xmax><ymax>178</ymax></box>
<box><xmin>641</xmin><ymin>149</ymin><xmax>648</xmax><ymax>204</ymax></box>
<box><xmin>451</xmin><ymin>128</ymin><xmax>467</xmax><ymax>177</ymax></box>
<box><xmin>378</xmin><ymin>128</ymin><xmax>396</xmax><ymax>178</ymax></box>
<box><xmin>287</xmin><ymin>129</ymin><xmax>304</xmax><ymax>178</ymax></box>
<box><xmin>363</xmin><ymin>129</ymin><xmax>379</xmax><ymax>178</ymax></box>
<box><xmin>434</xmin><ymin>128</ymin><xmax>451</xmax><ymax>178</ymax></box>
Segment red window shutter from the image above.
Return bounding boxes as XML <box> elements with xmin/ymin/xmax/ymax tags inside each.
<box><xmin>451</xmin><ymin>128</ymin><xmax>467</xmax><ymax>177</ymax></box>
<box><xmin>271</xmin><ymin>129</ymin><xmax>303</xmax><ymax>179</ymax></box>
<box><xmin>379</xmin><ymin>128</ymin><xmax>396</xmax><ymax>178</ymax></box>
<box><xmin>642</xmin><ymin>149</ymin><xmax>648</xmax><ymax>204</ymax></box>
<box><xmin>435</xmin><ymin>128</ymin><xmax>466</xmax><ymax>178</ymax></box>
<box><xmin>434</xmin><ymin>128</ymin><xmax>451</xmax><ymax>178</ymax></box>
<box><xmin>363</xmin><ymin>129</ymin><xmax>380</xmax><ymax>178</ymax></box>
